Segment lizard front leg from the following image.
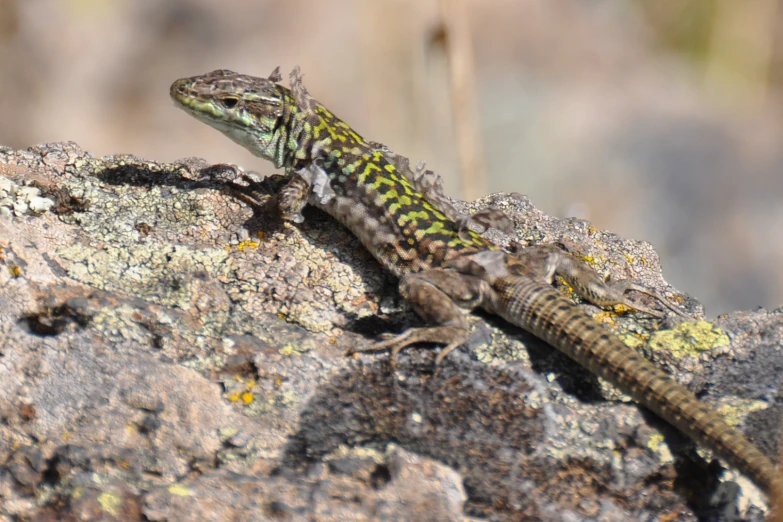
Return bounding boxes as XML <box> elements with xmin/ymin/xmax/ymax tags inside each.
<box><xmin>277</xmin><ymin>172</ymin><xmax>311</xmax><ymax>223</ymax></box>
<box><xmin>350</xmin><ymin>269</ymin><xmax>493</xmax><ymax>364</ymax></box>
<box><xmin>277</xmin><ymin>160</ymin><xmax>337</xmax><ymax>223</ymax></box>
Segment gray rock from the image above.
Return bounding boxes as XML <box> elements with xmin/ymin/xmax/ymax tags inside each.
<box><xmin>0</xmin><ymin>142</ymin><xmax>778</xmax><ymax>521</ymax></box>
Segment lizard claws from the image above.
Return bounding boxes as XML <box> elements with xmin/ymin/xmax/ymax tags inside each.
<box><xmin>348</xmin><ymin>326</ymin><xmax>471</xmax><ymax>366</ymax></box>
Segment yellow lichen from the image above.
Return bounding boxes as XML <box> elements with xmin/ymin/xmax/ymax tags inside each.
<box><xmin>715</xmin><ymin>400</ymin><xmax>768</xmax><ymax>428</ymax></box>
<box><xmin>591</xmin><ymin>311</ymin><xmax>617</xmax><ymax>326</ymax></box>
<box><xmin>556</xmin><ymin>277</ymin><xmax>575</xmax><ymax>294</ymax></box>
<box><xmin>236</xmin><ymin>239</ymin><xmax>259</xmax><ymax>252</ymax></box>
<box><xmin>621</xmin><ymin>333</ymin><xmax>645</xmax><ymax>349</ymax></box>
<box><xmin>646</xmin><ymin>433</ymin><xmax>674</xmax><ymax>463</ymax></box>
<box><xmin>647</xmin><ymin>432</ymin><xmax>664</xmax><ymax>451</ymax></box>
<box><xmin>168</xmin><ymin>485</ymin><xmax>193</xmax><ymax>496</ymax></box>
<box><xmin>648</xmin><ymin>321</ymin><xmax>730</xmax><ymax>358</ymax></box>
<box><xmin>97</xmin><ymin>492</ymin><xmax>122</xmax><ymax>516</ymax></box>
<box><xmin>278</xmin><ymin>344</ymin><xmax>303</xmax><ymax>356</ymax></box>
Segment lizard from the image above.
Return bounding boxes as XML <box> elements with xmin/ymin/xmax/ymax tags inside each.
<box><xmin>169</xmin><ymin>67</ymin><xmax>779</xmax><ymax>496</ymax></box>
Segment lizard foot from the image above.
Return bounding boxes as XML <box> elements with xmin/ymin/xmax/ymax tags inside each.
<box><xmin>605</xmin><ymin>280</ymin><xmax>690</xmax><ymax>319</ymax></box>
<box><xmin>349</xmin><ymin>326</ymin><xmax>471</xmax><ymax>365</ymax></box>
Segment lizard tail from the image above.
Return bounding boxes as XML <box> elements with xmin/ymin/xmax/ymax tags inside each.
<box><xmin>491</xmin><ymin>276</ymin><xmax>779</xmax><ymax>495</ymax></box>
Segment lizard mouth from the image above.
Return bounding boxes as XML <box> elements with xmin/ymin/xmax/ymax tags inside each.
<box><xmin>169</xmin><ymin>78</ymin><xmax>193</xmax><ymax>104</ymax></box>
<box><xmin>170</xmin><ymin>78</ymin><xmax>224</xmax><ymax>127</ymax></box>
<box><xmin>170</xmin><ymin>77</ymin><xmax>213</xmax><ymax>115</ymax></box>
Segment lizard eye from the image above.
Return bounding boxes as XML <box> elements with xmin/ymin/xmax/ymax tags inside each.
<box><xmin>221</xmin><ymin>97</ymin><xmax>239</xmax><ymax>109</ymax></box>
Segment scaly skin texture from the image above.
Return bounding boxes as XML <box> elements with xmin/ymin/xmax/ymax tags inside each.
<box><xmin>171</xmin><ymin>67</ymin><xmax>493</xmax><ymax>276</ymax></box>
<box><xmin>170</xmin><ymin>67</ymin><xmax>778</xmax><ymax>495</ymax></box>
<box><xmin>454</xmin><ymin>249</ymin><xmax>779</xmax><ymax>495</ymax></box>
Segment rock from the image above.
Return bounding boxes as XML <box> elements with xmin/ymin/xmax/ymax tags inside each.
<box><xmin>0</xmin><ymin>142</ymin><xmax>778</xmax><ymax>521</ymax></box>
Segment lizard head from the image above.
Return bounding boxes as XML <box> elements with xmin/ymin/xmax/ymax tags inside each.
<box><xmin>170</xmin><ymin>68</ymin><xmax>293</xmax><ymax>167</ymax></box>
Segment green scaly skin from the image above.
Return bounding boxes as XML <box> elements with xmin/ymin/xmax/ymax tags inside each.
<box><xmin>170</xmin><ymin>67</ymin><xmax>778</xmax><ymax>496</ymax></box>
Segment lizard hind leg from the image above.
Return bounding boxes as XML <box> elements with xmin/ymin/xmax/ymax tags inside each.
<box><xmin>598</xmin><ymin>279</ymin><xmax>690</xmax><ymax>319</ymax></box>
<box><xmin>516</xmin><ymin>243</ymin><xmax>688</xmax><ymax>319</ymax></box>
<box><xmin>350</xmin><ymin>269</ymin><xmax>492</xmax><ymax>364</ymax></box>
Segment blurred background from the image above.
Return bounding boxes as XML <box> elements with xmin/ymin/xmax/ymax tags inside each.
<box><xmin>1</xmin><ymin>0</ymin><xmax>783</xmax><ymax>316</ymax></box>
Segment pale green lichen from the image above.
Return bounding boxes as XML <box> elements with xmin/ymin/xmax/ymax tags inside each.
<box><xmin>324</xmin><ymin>444</ymin><xmax>386</xmax><ymax>464</ymax></box>
<box><xmin>58</xmin><ymin>243</ymin><xmax>230</xmax><ymax>309</ymax></box>
<box><xmin>280</xmin><ymin>390</ymin><xmax>299</xmax><ymax>407</ymax></box>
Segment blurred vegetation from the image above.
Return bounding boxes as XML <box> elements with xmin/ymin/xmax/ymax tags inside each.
<box><xmin>642</xmin><ymin>0</ymin><xmax>780</xmax><ymax>102</ymax></box>
<box><xmin>1</xmin><ymin>0</ymin><xmax>783</xmax><ymax>316</ymax></box>
<box><xmin>642</xmin><ymin>1</ymin><xmax>718</xmax><ymax>62</ymax></box>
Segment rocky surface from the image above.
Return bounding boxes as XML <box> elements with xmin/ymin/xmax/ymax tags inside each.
<box><xmin>0</xmin><ymin>142</ymin><xmax>780</xmax><ymax>521</ymax></box>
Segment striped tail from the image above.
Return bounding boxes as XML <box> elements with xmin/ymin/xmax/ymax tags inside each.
<box><xmin>491</xmin><ymin>276</ymin><xmax>778</xmax><ymax>495</ymax></box>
